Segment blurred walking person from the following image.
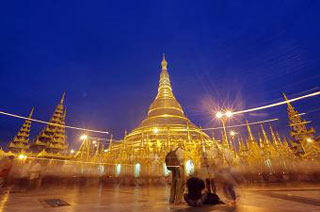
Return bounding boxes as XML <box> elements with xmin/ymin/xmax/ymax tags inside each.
<box><xmin>165</xmin><ymin>145</ymin><xmax>185</xmax><ymax>204</ymax></box>
<box><xmin>0</xmin><ymin>156</ymin><xmax>15</xmax><ymax>187</ymax></box>
<box><xmin>215</xmin><ymin>160</ymin><xmax>237</xmax><ymax>206</ymax></box>
<box><xmin>28</xmin><ymin>160</ymin><xmax>42</xmax><ymax>189</ymax></box>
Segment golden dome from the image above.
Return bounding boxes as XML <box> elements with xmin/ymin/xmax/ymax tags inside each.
<box><xmin>124</xmin><ymin>56</ymin><xmax>210</xmax><ymax>143</ymax></box>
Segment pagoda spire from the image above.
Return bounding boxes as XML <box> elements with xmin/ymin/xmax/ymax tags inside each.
<box><xmin>109</xmin><ymin>134</ymin><xmax>113</xmax><ymax>150</ymax></box>
<box><xmin>246</xmin><ymin>120</ymin><xmax>255</xmax><ymax>142</ymax></box>
<box><xmin>137</xmin><ymin>55</ymin><xmax>188</xmax><ymax>128</ymax></box>
<box><xmin>31</xmin><ymin>93</ymin><xmax>68</xmax><ymax>153</ymax></box>
<box><xmin>260</xmin><ymin>124</ymin><xmax>271</xmax><ymax>146</ymax></box>
<box><xmin>238</xmin><ymin>136</ymin><xmax>244</xmax><ymax>152</ymax></box>
<box><xmin>283</xmin><ymin>93</ymin><xmax>319</xmax><ymax>159</ymax></box>
<box><xmin>221</xmin><ymin>130</ymin><xmax>228</xmax><ymax>148</ymax></box>
<box><xmin>8</xmin><ymin>108</ymin><xmax>34</xmax><ymax>153</ymax></box>
<box><xmin>258</xmin><ymin>131</ymin><xmax>265</xmax><ymax>148</ymax></box>
<box><xmin>161</xmin><ymin>53</ymin><xmax>167</xmax><ymax>70</ymax></box>
<box><xmin>212</xmin><ymin>130</ymin><xmax>216</xmax><ymax>143</ymax></box>
<box><xmin>60</xmin><ymin>92</ymin><xmax>66</xmax><ymax>104</ymax></box>
<box><xmin>157</xmin><ymin>53</ymin><xmax>174</xmax><ymax>99</ymax></box>
<box><xmin>269</xmin><ymin>124</ymin><xmax>279</xmax><ymax>146</ymax></box>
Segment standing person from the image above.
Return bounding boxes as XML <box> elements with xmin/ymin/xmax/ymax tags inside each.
<box><xmin>165</xmin><ymin>145</ymin><xmax>185</xmax><ymax>204</ymax></box>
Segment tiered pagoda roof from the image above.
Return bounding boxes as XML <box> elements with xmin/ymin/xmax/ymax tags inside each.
<box><xmin>8</xmin><ymin>108</ymin><xmax>34</xmax><ymax>152</ymax></box>
<box><xmin>124</xmin><ymin>55</ymin><xmax>210</xmax><ymax>146</ymax></box>
<box><xmin>30</xmin><ymin>93</ymin><xmax>68</xmax><ymax>153</ymax></box>
<box><xmin>284</xmin><ymin>93</ymin><xmax>319</xmax><ymax>158</ymax></box>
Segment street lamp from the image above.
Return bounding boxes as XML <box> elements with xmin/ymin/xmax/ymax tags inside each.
<box><xmin>216</xmin><ymin>111</ymin><xmax>223</xmax><ymax>119</ymax></box>
<box><xmin>225</xmin><ymin>110</ymin><xmax>233</xmax><ymax>118</ymax></box>
<box><xmin>215</xmin><ymin>110</ymin><xmax>233</xmax><ymax>148</ymax></box>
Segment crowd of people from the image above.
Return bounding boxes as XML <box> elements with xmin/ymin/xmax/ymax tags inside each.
<box><xmin>165</xmin><ymin>146</ymin><xmax>237</xmax><ymax>207</ymax></box>
<box><xmin>0</xmin><ymin>156</ymin><xmax>43</xmax><ymax>189</ymax></box>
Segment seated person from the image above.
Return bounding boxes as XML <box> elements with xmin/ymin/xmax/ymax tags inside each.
<box><xmin>184</xmin><ymin>176</ymin><xmax>207</xmax><ymax>207</ymax></box>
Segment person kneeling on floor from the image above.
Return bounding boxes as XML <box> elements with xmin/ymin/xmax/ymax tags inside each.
<box><xmin>184</xmin><ymin>175</ymin><xmax>207</xmax><ymax>207</ymax></box>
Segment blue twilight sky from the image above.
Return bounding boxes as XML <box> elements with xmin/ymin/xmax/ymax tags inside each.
<box><xmin>1</xmin><ymin>0</ymin><xmax>320</xmax><ymax>148</ymax></box>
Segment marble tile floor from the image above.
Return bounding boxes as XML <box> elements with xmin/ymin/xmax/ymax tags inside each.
<box><xmin>0</xmin><ymin>184</ymin><xmax>320</xmax><ymax>212</ymax></box>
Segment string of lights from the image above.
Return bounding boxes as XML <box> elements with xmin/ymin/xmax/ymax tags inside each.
<box><xmin>232</xmin><ymin>91</ymin><xmax>320</xmax><ymax>115</ymax></box>
<box><xmin>0</xmin><ymin>110</ymin><xmax>109</xmax><ymax>134</ymax></box>
<box><xmin>201</xmin><ymin>118</ymin><xmax>279</xmax><ymax>131</ymax></box>
<box><xmin>1</xmin><ymin>91</ymin><xmax>319</xmax><ymax>136</ymax></box>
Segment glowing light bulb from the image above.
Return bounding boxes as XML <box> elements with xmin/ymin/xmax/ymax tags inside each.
<box><xmin>80</xmin><ymin>134</ymin><xmax>88</xmax><ymax>140</ymax></box>
<box><xmin>307</xmin><ymin>137</ymin><xmax>313</xmax><ymax>143</ymax></box>
<box><xmin>225</xmin><ymin>110</ymin><xmax>233</xmax><ymax>118</ymax></box>
<box><xmin>18</xmin><ymin>154</ymin><xmax>26</xmax><ymax>160</ymax></box>
<box><xmin>216</xmin><ymin>112</ymin><xmax>223</xmax><ymax>118</ymax></box>
<box><xmin>230</xmin><ymin>131</ymin><xmax>236</xmax><ymax>136</ymax></box>
<box><xmin>153</xmin><ymin>128</ymin><xmax>159</xmax><ymax>134</ymax></box>
<box><xmin>70</xmin><ymin>149</ymin><xmax>75</xmax><ymax>154</ymax></box>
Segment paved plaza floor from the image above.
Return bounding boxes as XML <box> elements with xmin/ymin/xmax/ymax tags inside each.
<box><xmin>0</xmin><ymin>183</ymin><xmax>320</xmax><ymax>212</ymax></box>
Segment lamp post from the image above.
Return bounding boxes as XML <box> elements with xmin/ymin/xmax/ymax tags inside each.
<box><xmin>229</xmin><ymin>130</ymin><xmax>238</xmax><ymax>151</ymax></box>
<box><xmin>216</xmin><ymin>110</ymin><xmax>233</xmax><ymax>148</ymax></box>
<box><xmin>80</xmin><ymin>134</ymin><xmax>89</xmax><ymax>161</ymax></box>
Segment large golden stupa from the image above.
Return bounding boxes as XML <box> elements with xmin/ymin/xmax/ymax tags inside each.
<box><xmin>123</xmin><ymin>55</ymin><xmax>211</xmax><ymax>149</ymax></box>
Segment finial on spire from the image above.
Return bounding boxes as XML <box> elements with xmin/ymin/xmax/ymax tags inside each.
<box><xmin>63</xmin><ymin>107</ymin><xmax>67</xmax><ymax>119</ymax></box>
<box><xmin>29</xmin><ymin>107</ymin><xmax>35</xmax><ymax>118</ymax></box>
<box><xmin>161</xmin><ymin>53</ymin><xmax>167</xmax><ymax>70</ymax></box>
<box><xmin>60</xmin><ymin>92</ymin><xmax>66</xmax><ymax>104</ymax></box>
<box><xmin>283</xmin><ymin>92</ymin><xmax>289</xmax><ymax>102</ymax></box>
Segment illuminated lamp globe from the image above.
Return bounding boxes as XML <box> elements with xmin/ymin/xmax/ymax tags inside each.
<box><xmin>216</xmin><ymin>112</ymin><xmax>223</xmax><ymax>119</ymax></box>
<box><xmin>230</xmin><ymin>131</ymin><xmax>236</xmax><ymax>136</ymax></box>
<box><xmin>225</xmin><ymin>111</ymin><xmax>233</xmax><ymax>118</ymax></box>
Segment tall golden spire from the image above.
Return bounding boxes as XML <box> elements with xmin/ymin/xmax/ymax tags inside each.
<box><xmin>269</xmin><ymin>124</ymin><xmax>279</xmax><ymax>146</ymax></box>
<box><xmin>258</xmin><ymin>131</ymin><xmax>265</xmax><ymax>148</ymax></box>
<box><xmin>157</xmin><ymin>53</ymin><xmax>174</xmax><ymax>99</ymax></box>
<box><xmin>109</xmin><ymin>134</ymin><xmax>113</xmax><ymax>150</ymax></box>
<box><xmin>138</xmin><ymin>55</ymin><xmax>188</xmax><ymax>127</ymax></box>
<box><xmin>60</xmin><ymin>92</ymin><xmax>66</xmax><ymax>104</ymax></box>
<box><xmin>283</xmin><ymin>92</ymin><xmax>319</xmax><ymax>158</ymax></box>
<box><xmin>8</xmin><ymin>108</ymin><xmax>34</xmax><ymax>152</ymax></box>
<box><xmin>246</xmin><ymin>120</ymin><xmax>254</xmax><ymax>141</ymax></box>
<box><xmin>283</xmin><ymin>93</ymin><xmax>296</xmax><ymax>113</ymax></box>
<box><xmin>260</xmin><ymin>124</ymin><xmax>270</xmax><ymax>146</ymax></box>
<box><xmin>161</xmin><ymin>53</ymin><xmax>167</xmax><ymax>70</ymax></box>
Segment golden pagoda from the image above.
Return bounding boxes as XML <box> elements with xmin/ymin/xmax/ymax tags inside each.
<box><xmin>112</xmin><ymin>55</ymin><xmax>212</xmax><ymax>176</ymax></box>
<box><xmin>8</xmin><ymin>108</ymin><xmax>34</xmax><ymax>153</ymax></box>
<box><xmin>283</xmin><ymin>93</ymin><xmax>320</xmax><ymax>159</ymax></box>
<box><xmin>30</xmin><ymin>93</ymin><xmax>68</xmax><ymax>154</ymax></box>
<box><xmin>245</xmin><ymin>121</ymin><xmax>263</xmax><ymax>165</ymax></box>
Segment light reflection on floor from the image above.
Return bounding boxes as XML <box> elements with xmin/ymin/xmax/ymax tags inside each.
<box><xmin>0</xmin><ymin>183</ymin><xmax>319</xmax><ymax>212</ymax></box>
